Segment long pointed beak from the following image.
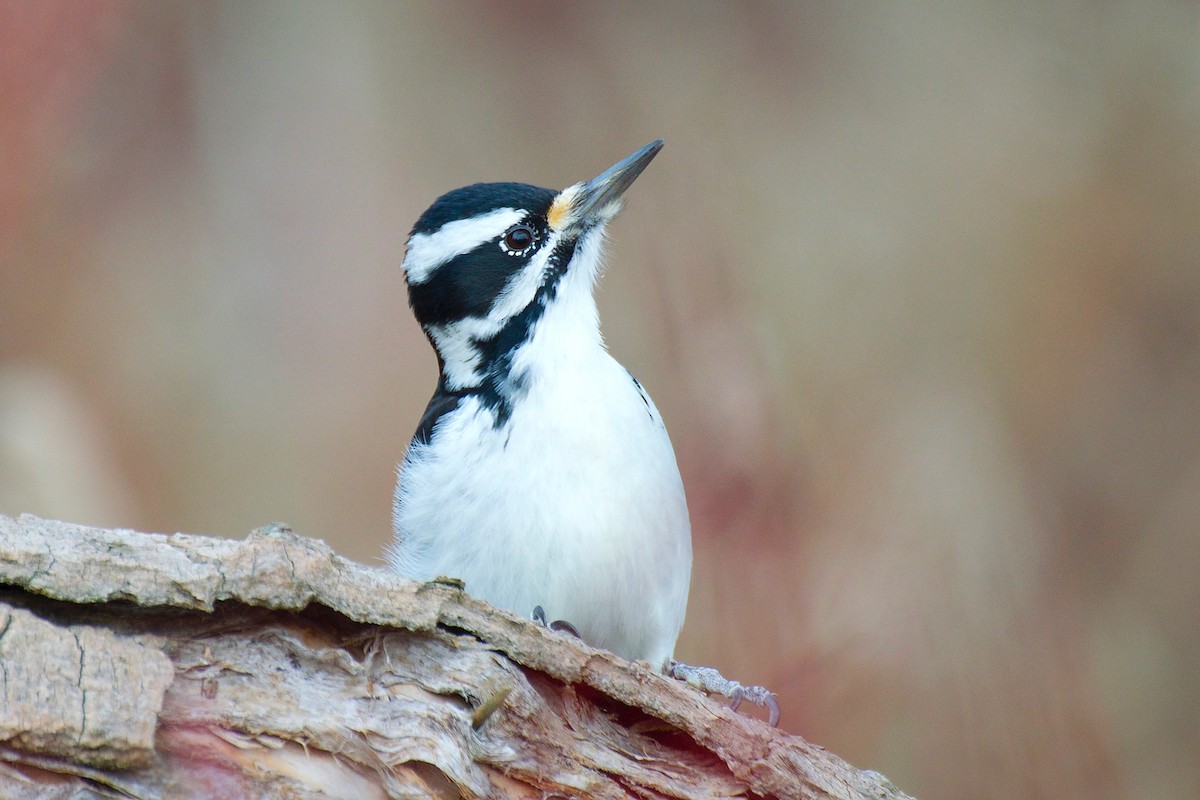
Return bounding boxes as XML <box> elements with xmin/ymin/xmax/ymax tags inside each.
<box><xmin>550</xmin><ymin>139</ymin><xmax>663</xmax><ymax>232</ymax></box>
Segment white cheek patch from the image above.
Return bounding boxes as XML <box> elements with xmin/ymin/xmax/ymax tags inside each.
<box><xmin>428</xmin><ymin>325</ymin><xmax>484</xmax><ymax>389</ymax></box>
<box><xmin>428</xmin><ymin>315</ymin><xmax>507</xmax><ymax>389</ymax></box>
<box><xmin>404</xmin><ymin>207</ymin><xmax>524</xmax><ymax>285</ymax></box>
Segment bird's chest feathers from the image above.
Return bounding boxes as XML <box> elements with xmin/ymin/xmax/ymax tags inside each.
<box><xmin>403</xmin><ymin>276</ymin><xmax>677</xmax><ymax>534</ymax></box>
<box><xmin>425</xmin><ymin>355</ymin><xmax>665</xmax><ymax>522</ymax></box>
<box><xmin>494</xmin><ymin>351</ymin><xmax>655</xmax><ymax>480</ymax></box>
<box><xmin>502</xmin><ymin>295</ymin><xmax>655</xmax><ymax>451</ymax></box>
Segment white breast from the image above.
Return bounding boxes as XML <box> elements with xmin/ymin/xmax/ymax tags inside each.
<box><xmin>391</xmin><ymin>291</ymin><xmax>692</xmax><ymax>669</ymax></box>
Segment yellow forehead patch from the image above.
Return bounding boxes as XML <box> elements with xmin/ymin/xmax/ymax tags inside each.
<box><xmin>547</xmin><ymin>187</ymin><xmax>576</xmax><ymax>231</ymax></box>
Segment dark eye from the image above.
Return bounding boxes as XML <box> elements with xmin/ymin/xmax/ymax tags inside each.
<box><xmin>500</xmin><ymin>224</ymin><xmax>538</xmax><ymax>256</ymax></box>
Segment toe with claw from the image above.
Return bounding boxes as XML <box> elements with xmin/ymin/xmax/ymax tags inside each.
<box><xmin>670</xmin><ymin>661</ymin><xmax>780</xmax><ymax>727</ymax></box>
<box><xmin>530</xmin><ymin>606</ymin><xmax>581</xmax><ymax>638</ymax></box>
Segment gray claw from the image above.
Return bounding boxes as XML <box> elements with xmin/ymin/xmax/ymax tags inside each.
<box><xmin>549</xmin><ymin>619</ymin><xmax>580</xmax><ymax>637</ymax></box>
<box><xmin>670</xmin><ymin>661</ymin><xmax>780</xmax><ymax>727</ymax></box>
<box><xmin>531</xmin><ymin>606</ymin><xmax>581</xmax><ymax>639</ymax></box>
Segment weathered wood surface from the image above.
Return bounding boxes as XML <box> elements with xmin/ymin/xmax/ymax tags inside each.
<box><xmin>0</xmin><ymin>514</ymin><xmax>912</xmax><ymax>799</ymax></box>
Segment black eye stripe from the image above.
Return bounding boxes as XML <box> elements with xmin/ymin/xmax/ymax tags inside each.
<box><xmin>407</xmin><ymin>218</ymin><xmax>558</xmax><ymax>329</ymax></box>
<box><xmin>407</xmin><ymin>239</ymin><xmax>525</xmax><ymax>327</ymax></box>
<box><xmin>408</xmin><ymin>236</ymin><xmax>579</xmax><ymax>429</ymax></box>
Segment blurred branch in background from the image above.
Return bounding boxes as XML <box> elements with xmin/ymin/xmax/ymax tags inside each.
<box><xmin>3</xmin><ymin>2</ymin><xmax>1198</xmax><ymax>799</ymax></box>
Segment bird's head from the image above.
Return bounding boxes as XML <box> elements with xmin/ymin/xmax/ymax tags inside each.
<box><xmin>401</xmin><ymin>140</ymin><xmax>663</xmax><ymax>392</ymax></box>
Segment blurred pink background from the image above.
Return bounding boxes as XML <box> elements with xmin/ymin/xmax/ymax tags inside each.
<box><xmin>3</xmin><ymin>3</ymin><xmax>1198</xmax><ymax>798</ymax></box>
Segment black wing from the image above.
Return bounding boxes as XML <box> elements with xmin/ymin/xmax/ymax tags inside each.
<box><xmin>412</xmin><ymin>377</ymin><xmax>464</xmax><ymax>446</ymax></box>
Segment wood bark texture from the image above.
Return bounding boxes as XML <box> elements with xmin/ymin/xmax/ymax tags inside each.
<box><xmin>0</xmin><ymin>514</ymin><xmax>913</xmax><ymax>800</ymax></box>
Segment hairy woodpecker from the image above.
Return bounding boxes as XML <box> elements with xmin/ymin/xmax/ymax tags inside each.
<box><xmin>389</xmin><ymin>141</ymin><xmax>777</xmax><ymax>723</ymax></box>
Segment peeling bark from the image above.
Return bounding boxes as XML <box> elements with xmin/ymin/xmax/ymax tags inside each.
<box><xmin>0</xmin><ymin>515</ymin><xmax>914</xmax><ymax>800</ymax></box>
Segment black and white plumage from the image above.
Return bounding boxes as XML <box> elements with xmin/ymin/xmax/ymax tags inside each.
<box><xmin>389</xmin><ymin>141</ymin><xmax>691</xmax><ymax>671</ymax></box>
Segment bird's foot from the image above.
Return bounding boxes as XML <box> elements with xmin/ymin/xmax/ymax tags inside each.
<box><xmin>530</xmin><ymin>605</ymin><xmax>581</xmax><ymax>638</ymax></box>
<box><xmin>670</xmin><ymin>661</ymin><xmax>780</xmax><ymax>727</ymax></box>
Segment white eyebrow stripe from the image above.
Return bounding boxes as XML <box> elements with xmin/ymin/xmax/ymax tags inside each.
<box><xmin>403</xmin><ymin>207</ymin><xmax>525</xmax><ymax>284</ymax></box>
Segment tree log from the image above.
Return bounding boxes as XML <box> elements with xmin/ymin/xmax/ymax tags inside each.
<box><xmin>0</xmin><ymin>514</ymin><xmax>913</xmax><ymax>799</ymax></box>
